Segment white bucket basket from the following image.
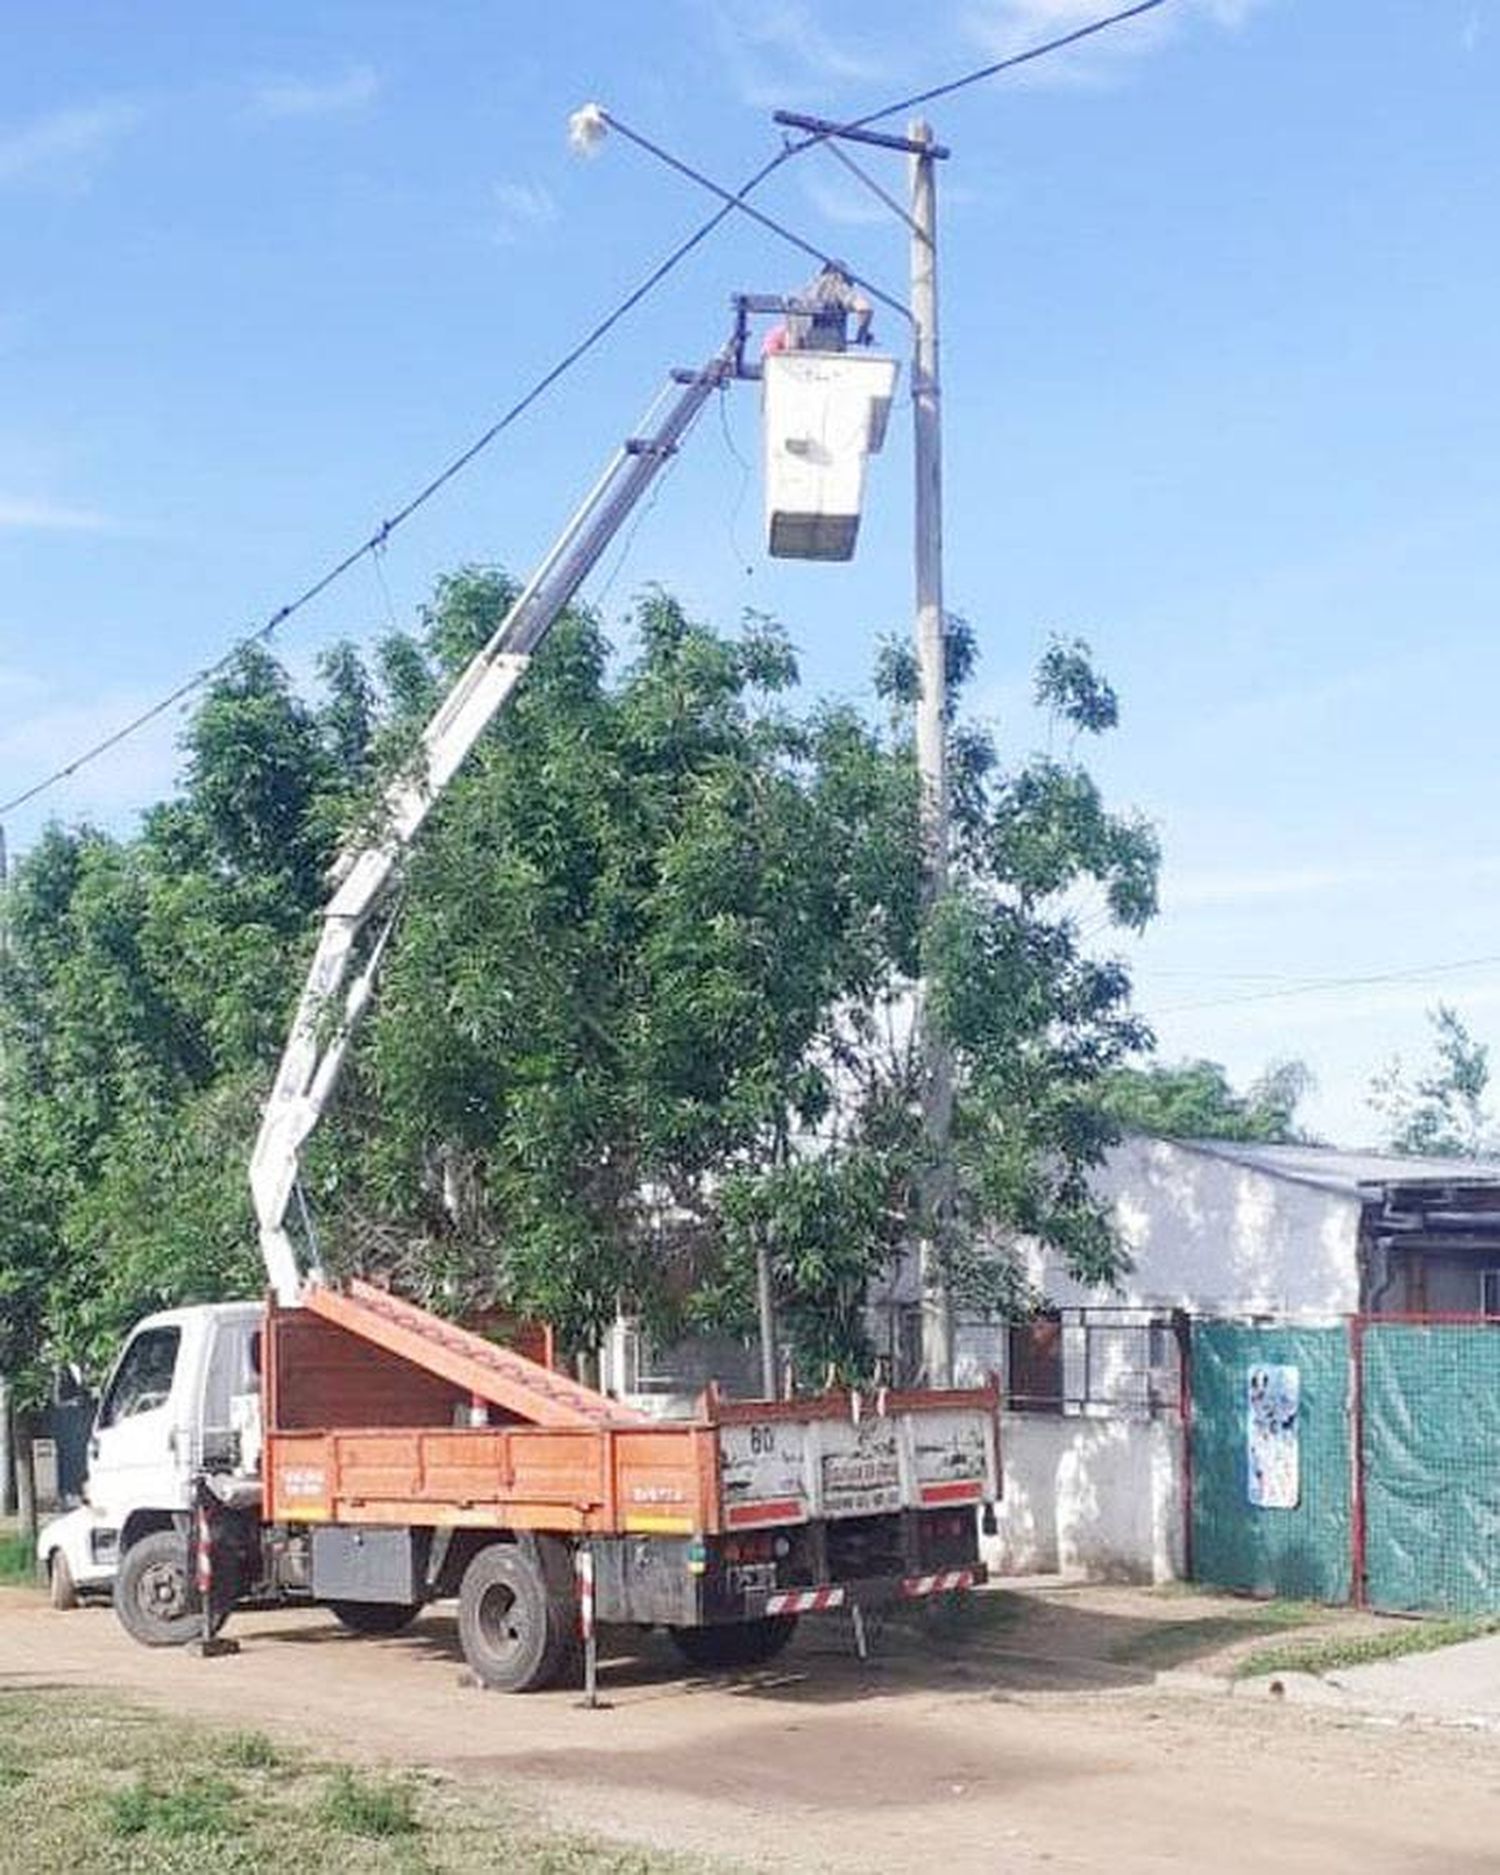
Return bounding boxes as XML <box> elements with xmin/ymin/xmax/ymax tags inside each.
<box><xmin>763</xmin><ymin>351</ymin><xmax>900</xmax><ymax>561</ymax></box>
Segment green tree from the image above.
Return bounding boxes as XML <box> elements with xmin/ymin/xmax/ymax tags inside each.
<box><xmin>689</xmin><ymin>627</ymin><xmax>1160</xmax><ymax>1370</ymax></box>
<box><xmin>1102</xmin><ymin>1056</ymin><xmax>1313</xmax><ymax>1143</ymax></box>
<box><xmin>0</xmin><ymin>649</ymin><xmax>344</xmax><ymax>1386</ymax></box>
<box><xmin>0</xmin><ymin>575</ymin><xmax>1159</xmax><ymax>1389</ymax></box>
<box><xmin>1369</xmin><ymin>1004</ymin><xmax>1494</xmax><ymax>1158</ymax></box>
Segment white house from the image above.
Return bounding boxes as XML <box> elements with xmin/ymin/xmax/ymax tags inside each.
<box><xmin>978</xmin><ymin>1134</ymin><xmax>1500</xmax><ymax>1584</ymax></box>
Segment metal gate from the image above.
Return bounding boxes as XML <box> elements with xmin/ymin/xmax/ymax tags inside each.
<box><xmin>1188</xmin><ymin>1320</ymin><xmax>1352</xmax><ymax>1604</ymax></box>
<box><xmin>1189</xmin><ymin>1317</ymin><xmax>1500</xmax><ymax>1614</ymax></box>
<box><xmin>1360</xmin><ymin>1319</ymin><xmax>1500</xmax><ymax>1614</ymax></box>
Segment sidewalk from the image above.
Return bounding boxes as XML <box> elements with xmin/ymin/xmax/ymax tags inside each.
<box><xmin>1246</xmin><ymin>1632</ymin><xmax>1500</xmax><ymax>1730</ymax></box>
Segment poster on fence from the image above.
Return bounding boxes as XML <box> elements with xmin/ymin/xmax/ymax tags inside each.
<box><xmin>1247</xmin><ymin>1363</ymin><xmax>1300</xmax><ymax>1509</ymax></box>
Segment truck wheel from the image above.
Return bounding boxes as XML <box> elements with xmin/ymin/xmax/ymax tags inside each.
<box><xmin>114</xmin><ymin>1530</ymin><xmax>200</xmax><ymax>1647</ymax></box>
<box><xmin>328</xmin><ymin>1599</ymin><xmax>422</xmax><ymax>1636</ymax></box>
<box><xmin>669</xmin><ymin>1614</ymin><xmax>798</xmax><ymax>1671</ymax></box>
<box><xmin>47</xmin><ymin>1550</ymin><xmax>79</xmax><ymax>1611</ymax></box>
<box><xmin>457</xmin><ymin>1543</ymin><xmax>572</xmax><ymax>1693</ymax></box>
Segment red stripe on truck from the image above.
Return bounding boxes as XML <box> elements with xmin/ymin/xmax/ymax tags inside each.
<box><xmin>918</xmin><ymin>1479</ymin><xmax>983</xmax><ymax>1505</ymax></box>
<box><xmin>726</xmin><ymin>1497</ymin><xmax>804</xmax><ymax>1527</ymax></box>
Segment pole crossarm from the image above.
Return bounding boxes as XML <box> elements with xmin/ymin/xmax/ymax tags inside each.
<box><xmin>772</xmin><ymin>109</ymin><xmax>952</xmax><ymax>161</ymax></box>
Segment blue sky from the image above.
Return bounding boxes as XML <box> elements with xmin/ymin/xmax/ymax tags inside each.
<box><xmin>3</xmin><ymin>0</ymin><xmax>1498</xmax><ymax>1145</ymax></box>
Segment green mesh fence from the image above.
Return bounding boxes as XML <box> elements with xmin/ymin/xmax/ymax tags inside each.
<box><xmin>1362</xmin><ymin>1323</ymin><xmax>1500</xmax><ymax>1615</ymax></box>
<box><xmin>1189</xmin><ymin>1321</ymin><xmax>1352</xmax><ymax>1604</ymax></box>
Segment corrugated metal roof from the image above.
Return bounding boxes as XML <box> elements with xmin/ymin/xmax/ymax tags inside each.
<box><xmin>1171</xmin><ymin>1136</ymin><xmax>1500</xmax><ymax>1196</ymax></box>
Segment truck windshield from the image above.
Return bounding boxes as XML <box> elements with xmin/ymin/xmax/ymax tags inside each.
<box><xmin>98</xmin><ymin>1326</ymin><xmax>181</xmax><ymax>1426</ymax></box>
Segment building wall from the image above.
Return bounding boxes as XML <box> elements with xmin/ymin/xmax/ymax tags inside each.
<box><xmin>982</xmin><ymin>1139</ymin><xmax>1361</xmax><ymax>1586</ymax></box>
<box><xmin>985</xmin><ymin>1411</ymin><xmax>1184</xmax><ymax>1584</ymax></box>
<box><xmin>1389</xmin><ymin>1248</ymin><xmax>1498</xmax><ymax>1314</ymax></box>
<box><xmin>1022</xmin><ymin>1135</ymin><xmax>1363</xmax><ymax>1317</ymax></box>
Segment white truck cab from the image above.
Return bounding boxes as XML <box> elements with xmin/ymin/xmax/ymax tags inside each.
<box><xmin>38</xmin><ymin>1301</ymin><xmax>262</xmax><ymax>1616</ymax></box>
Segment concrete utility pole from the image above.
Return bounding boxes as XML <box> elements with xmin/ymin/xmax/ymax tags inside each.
<box><xmin>772</xmin><ymin>109</ymin><xmax>955</xmax><ymax>1385</ymax></box>
<box><xmin>910</xmin><ymin>120</ymin><xmax>954</xmax><ymax>1388</ymax></box>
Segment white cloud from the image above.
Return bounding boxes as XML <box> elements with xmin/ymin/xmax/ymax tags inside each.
<box><xmin>491</xmin><ymin>179</ymin><xmax>558</xmax><ymax>245</ymax></box>
<box><xmin>798</xmin><ymin>169</ymin><xmax>891</xmax><ymax>230</ymax></box>
<box><xmin>963</xmin><ymin>0</ymin><xmax>1264</xmax><ymax>87</ymax></box>
<box><xmin>0</xmin><ymin>495</ymin><xmax>118</xmax><ymax>534</ymax></box>
<box><xmin>0</xmin><ymin>102</ymin><xmax>142</xmax><ymax>191</ymax></box>
<box><xmin>249</xmin><ymin>65</ymin><xmax>381</xmax><ymax>120</ymax></box>
<box><xmin>713</xmin><ymin>1</ymin><xmax>891</xmax><ymax>108</ymax></box>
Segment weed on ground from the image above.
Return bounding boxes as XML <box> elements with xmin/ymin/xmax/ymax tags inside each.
<box><xmin>0</xmin><ymin>1537</ymin><xmax>35</xmax><ymax>1587</ymax></box>
<box><xmin>320</xmin><ymin>1766</ymin><xmax>420</xmax><ymax>1838</ymax></box>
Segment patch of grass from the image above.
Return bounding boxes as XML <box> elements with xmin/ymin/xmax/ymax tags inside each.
<box><xmin>106</xmin><ymin>1772</ymin><xmax>239</xmax><ymax>1840</ymax></box>
<box><xmin>320</xmin><ymin>1766</ymin><xmax>420</xmax><ymax>1839</ymax></box>
<box><xmin>1111</xmin><ymin>1599</ymin><xmax>1324</xmax><ymax>1671</ymax></box>
<box><xmin>216</xmin><ymin>1728</ymin><xmax>283</xmax><ymax>1770</ymax></box>
<box><xmin>0</xmin><ymin>1534</ymin><xmax>35</xmax><ymax>1586</ymax></box>
<box><xmin>0</xmin><ymin>1687</ymin><xmax>709</xmax><ymax>1871</ymax></box>
<box><xmin>1236</xmin><ymin>1613</ymin><xmax>1500</xmax><ymax>1681</ymax></box>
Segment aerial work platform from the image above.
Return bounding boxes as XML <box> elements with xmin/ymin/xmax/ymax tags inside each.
<box><xmin>763</xmin><ymin>349</ymin><xmax>899</xmax><ymax>560</ymax></box>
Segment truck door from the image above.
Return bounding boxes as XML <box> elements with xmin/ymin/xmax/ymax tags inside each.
<box><xmin>201</xmin><ymin>1317</ymin><xmax>262</xmax><ymax>1475</ymax></box>
<box><xmin>88</xmin><ymin>1323</ymin><xmax>188</xmax><ymax>1522</ymax></box>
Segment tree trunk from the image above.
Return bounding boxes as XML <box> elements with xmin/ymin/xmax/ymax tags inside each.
<box><xmin>12</xmin><ymin>1411</ymin><xmax>38</xmax><ymax>1548</ymax></box>
<box><xmin>0</xmin><ymin>1381</ymin><xmax>14</xmax><ymax>1518</ymax></box>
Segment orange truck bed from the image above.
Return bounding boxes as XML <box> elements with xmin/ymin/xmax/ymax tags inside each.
<box><xmin>261</xmin><ymin>1280</ymin><xmax>1000</xmax><ymax>1539</ymax></box>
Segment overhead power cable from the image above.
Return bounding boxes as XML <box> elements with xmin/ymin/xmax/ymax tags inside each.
<box><xmin>1154</xmin><ymin>951</ymin><xmax>1500</xmax><ymax>1016</ymax></box>
<box><xmin>0</xmin><ymin>168</ymin><xmax>783</xmax><ymax>818</ymax></box>
<box><xmin>595</xmin><ymin>113</ymin><xmax>910</xmax><ymax>322</ymax></box>
<box><xmin>831</xmin><ymin>0</ymin><xmax>1175</xmax><ymax>134</ymax></box>
<box><xmin>1</xmin><ymin>0</ymin><xmax>1177</xmax><ymax>821</ymax></box>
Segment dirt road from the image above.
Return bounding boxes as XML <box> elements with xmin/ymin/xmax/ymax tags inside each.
<box><xmin>3</xmin><ymin>1585</ymin><xmax>1498</xmax><ymax>1873</ymax></box>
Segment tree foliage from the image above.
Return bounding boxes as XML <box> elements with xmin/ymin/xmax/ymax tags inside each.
<box><xmin>0</xmin><ymin>570</ymin><xmax>1158</xmax><ymax>1391</ymax></box>
<box><xmin>1102</xmin><ymin>1056</ymin><xmax>1313</xmax><ymax>1145</ymax></box>
<box><xmin>1368</xmin><ymin>1004</ymin><xmax>1494</xmax><ymax>1159</ymax></box>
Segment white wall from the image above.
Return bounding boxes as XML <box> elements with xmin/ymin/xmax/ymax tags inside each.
<box><xmin>986</xmin><ymin>1411</ymin><xmax>1184</xmax><ymax>1585</ymax></box>
<box><xmin>1023</xmin><ymin>1135</ymin><xmax>1362</xmax><ymax>1317</ymax></box>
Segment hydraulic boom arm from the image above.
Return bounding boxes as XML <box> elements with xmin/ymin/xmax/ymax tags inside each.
<box><xmin>249</xmin><ymin>341</ymin><xmax>736</xmax><ymax>1304</ymax></box>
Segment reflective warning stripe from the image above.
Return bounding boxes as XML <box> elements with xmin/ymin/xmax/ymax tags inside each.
<box><xmin>918</xmin><ymin>1480</ymin><xmax>984</xmax><ymax>1506</ymax></box>
<box><xmin>764</xmin><ymin>1585</ymin><xmax>845</xmax><ymax>1615</ymax></box>
<box><xmin>574</xmin><ymin>1545</ymin><xmax>596</xmax><ymax>1643</ymax></box>
<box><xmin>194</xmin><ymin>1503</ymin><xmax>212</xmax><ymax>1598</ymax></box>
<box><xmin>726</xmin><ymin>1498</ymin><xmax>804</xmax><ymax>1528</ymax></box>
<box><xmin>900</xmin><ymin>1569</ymin><xmax>975</xmax><ymax>1598</ymax></box>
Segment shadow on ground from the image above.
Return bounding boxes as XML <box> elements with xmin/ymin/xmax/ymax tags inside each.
<box><xmin>256</xmin><ymin>1580</ymin><xmax>1341</xmax><ymax>1702</ymax></box>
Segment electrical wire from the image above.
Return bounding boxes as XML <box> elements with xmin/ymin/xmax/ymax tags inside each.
<box><xmin>821</xmin><ymin>0</ymin><xmax>1176</xmax><ymax>136</ymax></box>
<box><xmin>1153</xmin><ymin>952</ymin><xmax>1500</xmax><ymax>1016</ymax></box>
<box><xmin>0</xmin><ymin>0</ymin><xmax>1177</xmax><ymax>821</ymax></box>
<box><xmin>716</xmin><ymin>385</ymin><xmax>755</xmax><ymax>577</ymax></box>
<box><xmin>598</xmin><ymin>112</ymin><xmax>910</xmax><ymax>323</ymax></box>
<box><xmin>0</xmin><ymin>147</ymin><xmax>795</xmax><ymax>819</ymax></box>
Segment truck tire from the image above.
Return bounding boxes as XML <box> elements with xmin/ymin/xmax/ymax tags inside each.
<box><xmin>328</xmin><ymin>1599</ymin><xmax>422</xmax><ymax>1636</ymax></box>
<box><xmin>669</xmin><ymin>1614</ymin><xmax>798</xmax><ymax>1671</ymax></box>
<box><xmin>457</xmin><ymin>1542</ymin><xmax>573</xmax><ymax>1693</ymax></box>
<box><xmin>114</xmin><ymin>1530</ymin><xmax>200</xmax><ymax>1647</ymax></box>
<box><xmin>47</xmin><ymin>1549</ymin><xmax>79</xmax><ymax>1611</ymax></box>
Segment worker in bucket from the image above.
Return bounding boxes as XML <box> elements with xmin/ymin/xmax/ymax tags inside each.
<box><xmin>764</xmin><ymin>260</ymin><xmax>874</xmax><ymax>356</ymax></box>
